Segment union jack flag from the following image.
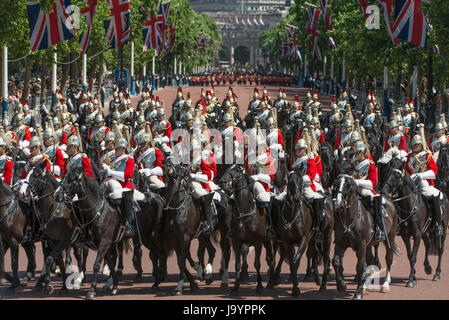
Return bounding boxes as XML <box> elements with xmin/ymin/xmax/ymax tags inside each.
<box><xmin>312</xmin><ymin>37</ymin><xmax>322</xmax><ymax>61</ymax></box>
<box><xmin>319</xmin><ymin>0</ymin><xmax>332</xmax><ymax>30</ymax></box>
<box><xmin>26</xmin><ymin>0</ymin><xmax>76</xmax><ymax>52</ymax></box>
<box><xmin>142</xmin><ymin>2</ymin><xmax>164</xmax><ymax>54</ymax></box>
<box><xmin>329</xmin><ymin>36</ymin><xmax>338</xmax><ymax>50</ymax></box>
<box><xmin>197</xmin><ymin>33</ymin><xmax>209</xmax><ymax>52</ymax></box>
<box><xmin>379</xmin><ymin>0</ymin><xmax>400</xmax><ymax>44</ymax></box>
<box><xmin>306</xmin><ymin>6</ymin><xmax>321</xmax><ymax>36</ymax></box>
<box><xmin>104</xmin><ymin>0</ymin><xmax>130</xmax><ymax>49</ymax></box>
<box><xmin>286</xmin><ymin>25</ymin><xmax>298</xmax><ymax>41</ymax></box>
<box><xmin>79</xmin><ymin>0</ymin><xmax>98</xmax><ymax>56</ymax></box>
<box><xmin>392</xmin><ymin>0</ymin><xmax>428</xmax><ymax>48</ymax></box>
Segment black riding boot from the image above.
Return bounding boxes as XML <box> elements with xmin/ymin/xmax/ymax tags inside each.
<box><xmin>200</xmin><ymin>193</ymin><xmax>215</xmax><ymax>235</ymax></box>
<box><xmin>432</xmin><ymin>195</ymin><xmax>444</xmax><ymax>236</ymax></box>
<box><xmin>259</xmin><ymin>202</ymin><xmax>275</xmax><ymax>239</ymax></box>
<box><xmin>312</xmin><ymin>198</ymin><xmax>324</xmax><ymax>242</ymax></box>
<box><xmin>123</xmin><ymin>190</ymin><xmax>135</xmax><ymax>237</ymax></box>
<box><xmin>373</xmin><ymin>195</ymin><xmax>386</xmax><ymax>241</ymax></box>
<box><xmin>21</xmin><ymin>202</ymin><xmax>33</xmax><ymax>242</ymax></box>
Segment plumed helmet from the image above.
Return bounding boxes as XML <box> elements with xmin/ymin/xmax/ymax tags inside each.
<box><xmin>0</xmin><ymin>137</ymin><xmax>6</xmax><ymax>147</ymax></box>
<box><xmin>61</xmin><ymin>113</ymin><xmax>70</xmax><ymax>121</ymax></box>
<box><xmin>344</xmin><ymin>119</ymin><xmax>353</xmax><ymax>128</ymax></box>
<box><xmin>306</xmin><ymin>114</ymin><xmax>313</xmax><ymax>123</ymax></box>
<box><xmin>115</xmin><ymin>138</ymin><xmax>127</xmax><ymax>149</ymax></box>
<box><xmin>436</xmin><ymin>123</ymin><xmax>444</xmax><ymax>131</ymax></box>
<box><xmin>43</xmin><ymin>128</ymin><xmax>54</xmax><ymax>139</ymax></box>
<box><xmin>157</xmin><ymin>108</ymin><xmax>165</xmax><ymax>117</ymax></box>
<box><xmin>136</xmin><ymin>132</ymin><xmax>151</xmax><ymax>145</ymax></box>
<box><xmin>105</xmin><ymin>132</ymin><xmax>116</xmax><ymax>143</ymax></box>
<box><xmin>159</xmin><ymin>120</ymin><xmax>170</xmax><ymax>130</ymax></box>
<box><xmin>295</xmin><ymin>139</ymin><xmax>307</xmax><ymax>150</ymax></box>
<box><xmin>67</xmin><ymin>136</ymin><xmax>80</xmax><ymax>148</ymax></box>
<box><xmin>29</xmin><ymin>136</ymin><xmax>41</xmax><ymax>148</ymax></box>
<box><xmin>311</xmin><ymin>117</ymin><xmax>319</xmax><ymax>125</ymax></box>
<box><xmin>353</xmin><ymin>141</ymin><xmax>366</xmax><ymax>154</ymax></box>
<box><xmin>185</xmin><ymin>113</ymin><xmax>193</xmax><ymax>121</ymax></box>
<box><xmin>137</xmin><ymin>115</ymin><xmax>145</xmax><ymax>125</ymax></box>
<box><xmin>351</xmin><ymin>131</ymin><xmax>361</xmax><ymax>143</ymax></box>
<box><xmin>52</xmin><ymin>117</ymin><xmax>60</xmax><ymax>126</ymax></box>
<box><xmin>389</xmin><ymin>120</ymin><xmax>398</xmax><ymax>128</ymax></box>
<box><xmin>223</xmin><ymin>113</ymin><xmax>232</xmax><ymax>122</ymax></box>
<box><xmin>95</xmin><ymin>113</ymin><xmax>104</xmax><ymax>124</ymax></box>
<box><xmin>266</xmin><ymin>117</ymin><xmax>275</xmax><ymax>126</ymax></box>
<box><xmin>412</xmin><ymin>134</ymin><xmax>423</xmax><ymax>146</ymax></box>
<box><xmin>16</xmin><ymin>114</ymin><xmax>24</xmax><ymax>122</ymax></box>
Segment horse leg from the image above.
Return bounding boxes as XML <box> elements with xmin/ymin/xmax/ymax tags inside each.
<box><xmin>195</xmin><ymin>237</ymin><xmax>206</xmax><ymax>282</ymax></box>
<box><xmin>265</xmin><ymin>240</ymin><xmax>276</xmax><ymax>290</ymax></box>
<box><xmin>20</xmin><ymin>243</ymin><xmax>36</xmax><ymax>286</ymax></box>
<box><xmin>231</xmin><ymin>240</ymin><xmax>241</xmax><ymax>297</ymax></box>
<box><xmin>117</xmin><ymin>241</ymin><xmax>124</xmax><ymax>277</ymax></box>
<box><xmin>240</xmin><ymin>243</ymin><xmax>250</xmax><ymax>283</ymax></box>
<box><xmin>422</xmin><ymin>234</ymin><xmax>433</xmax><ymax>275</ymax></box>
<box><xmin>304</xmin><ymin>245</ymin><xmax>314</xmax><ymax>281</ymax></box>
<box><xmin>55</xmin><ymin>252</ymin><xmax>69</xmax><ymax>295</ymax></box>
<box><xmin>353</xmin><ymin>245</ymin><xmax>367</xmax><ymax>300</ymax></box>
<box><xmin>405</xmin><ymin>234</ymin><xmax>421</xmax><ymax>288</ymax></box>
<box><xmin>320</xmin><ymin>233</ymin><xmax>332</xmax><ymax>292</ymax></box>
<box><xmin>71</xmin><ymin>245</ymin><xmax>85</xmax><ymax>289</ymax></box>
<box><xmin>132</xmin><ymin>240</ymin><xmax>143</xmax><ymax>282</ymax></box>
<box><xmin>254</xmin><ymin>243</ymin><xmax>263</xmax><ymax>294</ymax></box>
<box><xmin>273</xmin><ymin>243</ymin><xmax>285</xmax><ymax>285</ymax></box>
<box><xmin>86</xmin><ymin>240</ymin><xmax>112</xmax><ymax>300</ymax></box>
<box><xmin>381</xmin><ymin>242</ymin><xmax>394</xmax><ymax>293</ymax></box>
<box><xmin>204</xmin><ymin>237</ymin><xmax>216</xmax><ymax>285</ymax></box>
<box><xmin>105</xmin><ymin>247</ymin><xmax>119</xmax><ymax>295</ymax></box>
<box><xmin>6</xmin><ymin>241</ymin><xmax>20</xmax><ymax>294</ymax></box>
<box><xmin>332</xmin><ymin>243</ymin><xmax>347</xmax><ymax>292</ymax></box>
<box><xmin>374</xmin><ymin>243</ymin><xmax>382</xmax><ymax>270</ymax></box>
<box><xmin>65</xmin><ymin>247</ymin><xmax>72</xmax><ymax>270</ymax></box>
<box><xmin>291</xmin><ymin>238</ymin><xmax>307</xmax><ymax>297</ymax></box>
<box><xmin>42</xmin><ymin>240</ymin><xmax>69</xmax><ymax>297</ymax></box>
<box><xmin>220</xmin><ymin>234</ymin><xmax>231</xmax><ymax>288</ymax></box>
<box><xmin>82</xmin><ymin>245</ymin><xmax>89</xmax><ymax>284</ymax></box>
<box><xmin>433</xmin><ymin>232</ymin><xmax>445</xmax><ymax>281</ymax></box>
<box><xmin>311</xmin><ymin>244</ymin><xmax>322</xmax><ymax>286</ymax></box>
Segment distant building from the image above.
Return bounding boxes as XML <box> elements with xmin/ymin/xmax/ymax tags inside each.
<box><xmin>189</xmin><ymin>0</ymin><xmax>291</xmax><ymax>70</ymax></box>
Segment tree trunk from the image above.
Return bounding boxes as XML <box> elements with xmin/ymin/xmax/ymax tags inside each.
<box><xmin>40</xmin><ymin>56</ymin><xmax>48</xmax><ymax>104</ymax></box>
<box><xmin>88</xmin><ymin>60</ymin><xmax>96</xmax><ymax>91</ymax></box>
<box><xmin>22</xmin><ymin>55</ymin><xmax>34</xmax><ymax>103</ymax></box>
<box><xmin>73</xmin><ymin>59</ymin><xmax>79</xmax><ymax>90</ymax></box>
<box><xmin>60</xmin><ymin>61</ymin><xmax>70</xmax><ymax>94</ymax></box>
<box><xmin>395</xmin><ymin>67</ymin><xmax>402</xmax><ymax>103</ymax></box>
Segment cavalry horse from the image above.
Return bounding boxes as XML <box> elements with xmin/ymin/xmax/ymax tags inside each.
<box><xmin>384</xmin><ymin>157</ymin><xmax>449</xmax><ymax>286</ymax></box>
<box><xmin>333</xmin><ymin>173</ymin><xmax>398</xmax><ymax>299</ymax></box>
<box><xmin>218</xmin><ymin>165</ymin><xmax>276</xmax><ymax>296</ymax></box>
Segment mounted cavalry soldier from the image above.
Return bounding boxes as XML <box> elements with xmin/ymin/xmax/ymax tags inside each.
<box><xmin>429</xmin><ymin>122</ymin><xmax>449</xmax><ymax>162</ymax></box>
<box><xmin>102</xmin><ymin>138</ymin><xmax>142</xmax><ymax>238</ymax></box>
<box><xmin>43</xmin><ymin>128</ymin><xmax>67</xmax><ymax>180</ymax></box>
<box><xmin>402</xmin><ymin>98</ymin><xmax>417</xmax><ymax>131</ymax></box>
<box><xmin>52</xmin><ymin>117</ymin><xmax>68</xmax><ymax>150</ymax></box>
<box><xmin>383</xmin><ymin>120</ymin><xmax>407</xmax><ymax>156</ymax></box>
<box><xmin>87</xmin><ymin>114</ymin><xmax>109</xmax><ymax>146</ymax></box>
<box><xmin>220</xmin><ymin>112</ymin><xmax>244</xmax><ymax>162</ymax></box>
<box><xmin>265</xmin><ymin>117</ymin><xmax>285</xmax><ymax>159</ymax></box>
<box><xmin>136</xmin><ymin>133</ymin><xmax>165</xmax><ymax>192</ymax></box>
<box><xmin>362</xmin><ymin>103</ymin><xmax>378</xmax><ymax>129</ymax></box>
<box><xmin>334</xmin><ymin>119</ymin><xmax>354</xmax><ymax>157</ymax></box>
<box><xmin>248</xmin><ymin>88</ymin><xmax>261</xmax><ymax>114</ymax></box>
<box><xmin>15</xmin><ymin>113</ymin><xmax>32</xmax><ymax>150</ymax></box>
<box><xmin>406</xmin><ymin>130</ymin><xmax>444</xmax><ymax>236</ymax></box>
<box><xmin>0</xmin><ymin>138</ymin><xmax>13</xmax><ymax>185</ymax></box>
<box><xmin>172</xmin><ymin>87</ymin><xmax>185</xmax><ymax>117</ymax></box>
<box><xmin>99</xmin><ymin>132</ymin><xmax>116</xmax><ymax>168</ymax></box>
<box><xmin>351</xmin><ymin>141</ymin><xmax>384</xmax><ymax>241</ymax></box>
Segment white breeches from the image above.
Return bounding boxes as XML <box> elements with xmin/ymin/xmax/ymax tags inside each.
<box><xmin>358</xmin><ymin>187</ymin><xmax>375</xmax><ymax>201</ymax></box>
<box><xmin>418</xmin><ymin>180</ymin><xmax>441</xmax><ymax>198</ymax></box>
<box><xmin>304</xmin><ymin>186</ymin><xmax>324</xmax><ymax>201</ymax></box>
<box><xmin>190</xmin><ymin>181</ymin><xmax>221</xmax><ymax>202</ymax></box>
<box><xmin>148</xmin><ymin>175</ymin><xmax>166</xmax><ymax>190</ymax></box>
<box><xmin>161</xmin><ymin>143</ymin><xmax>172</xmax><ymax>155</ymax></box>
<box><xmin>253</xmin><ymin>181</ymin><xmax>270</xmax><ymax>202</ymax></box>
<box><xmin>105</xmin><ymin>179</ymin><xmax>145</xmax><ymax>201</ymax></box>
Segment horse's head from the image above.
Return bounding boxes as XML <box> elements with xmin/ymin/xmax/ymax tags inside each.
<box><xmin>287</xmin><ymin>170</ymin><xmax>303</xmax><ymax>203</ymax></box>
<box><xmin>218</xmin><ymin>165</ymin><xmax>245</xmax><ymax>196</ymax></box>
<box><xmin>55</xmin><ymin>166</ymin><xmax>85</xmax><ymax>202</ymax></box>
<box><xmin>382</xmin><ymin>157</ymin><xmax>409</xmax><ymax>198</ymax></box>
<box><xmin>26</xmin><ymin>161</ymin><xmax>58</xmax><ymax>200</ymax></box>
<box><xmin>333</xmin><ymin>174</ymin><xmax>356</xmax><ymax>211</ymax></box>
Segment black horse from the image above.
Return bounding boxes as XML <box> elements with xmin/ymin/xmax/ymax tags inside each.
<box><xmin>218</xmin><ymin>165</ymin><xmax>276</xmax><ymax>296</ymax></box>
<box><xmin>332</xmin><ymin>174</ymin><xmax>398</xmax><ymax>299</ymax></box>
<box><xmin>384</xmin><ymin>157</ymin><xmax>449</xmax><ymax>286</ymax></box>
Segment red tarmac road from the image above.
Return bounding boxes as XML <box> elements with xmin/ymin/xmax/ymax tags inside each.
<box><xmin>1</xmin><ymin>84</ymin><xmax>449</xmax><ymax>300</ymax></box>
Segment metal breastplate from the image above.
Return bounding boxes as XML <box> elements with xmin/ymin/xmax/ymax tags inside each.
<box><xmin>111</xmin><ymin>155</ymin><xmax>129</xmax><ymax>172</ymax></box>
<box><xmin>138</xmin><ymin>149</ymin><xmax>156</xmax><ymax>168</ymax></box>
<box><xmin>354</xmin><ymin>160</ymin><xmax>370</xmax><ymax>179</ymax></box>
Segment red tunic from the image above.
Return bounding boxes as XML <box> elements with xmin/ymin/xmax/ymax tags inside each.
<box><xmin>315</xmin><ymin>154</ymin><xmax>323</xmax><ymax>178</ymax></box>
<box><xmin>384</xmin><ymin>130</ymin><xmax>407</xmax><ymax>152</ymax></box>
<box><xmin>20</xmin><ymin>155</ymin><xmax>51</xmax><ymax>179</ymax></box>
<box><xmin>405</xmin><ymin>152</ymin><xmax>438</xmax><ymax>186</ymax></box>
<box><xmin>135</xmin><ymin>148</ymin><xmax>164</xmax><ymax>182</ymax></box>
<box><xmin>53</xmin><ymin>148</ymin><xmax>67</xmax><ymax>178</ymax></box>
<box><xmin>60</xmin><ymin>130</ymin><xmax>68</xmax><ymax>145</ymax></box>
<box><xmin>199</xmin><ymin>158</ymin><xmax>212</xmax><ymax>192</ymax></box>
<box><xmin>3</xmin><ymin>160</ymin><xmax>13</xmax><ymax>185</ymax></box>
<box><xmin>81</xmin><ymin>156</ymin><xmax>94</xmax><ymax>179</ymax></box>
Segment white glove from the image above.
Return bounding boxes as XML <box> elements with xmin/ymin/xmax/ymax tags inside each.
<box><xmin>334</xmin><ymin>149</ymin><xmax>339</xmax><ymax>157</ymax></box>
<box><xmin>253</xmin><ymin>174</ymin><xmax>271</xmax><ymax>184</ymax></box>
<box><xmin>109</xmin><ymin>170</ymin><xmax>125</xmax><ymax>182</ymax></box>
<box><xmin>102</xmin><ymin>163</ymin><xmax>110</xmax><ymax>171</ymax></box>
<box><xmin>139</xmin><ymin>168</ymin><xmax>152</xmax><ymax>177</ymax></box>
<box><xmin>303</xmin><ymin>175</ymin><xmax>311</xmax><ymax>185</ymax></box>
<box><xmin>419</xmin><ymin>170</ymin><xmax>436</xmax><ymax>180</ymax></box>
<box><xmin>190</xmin><ymin>173</ymin><xmax>208</xmax><ymax>183</ymax></box>
<box><xmin>159</xmin><ymin>136</ymin><xmax>170</xmax><ymax>144</ymax></box>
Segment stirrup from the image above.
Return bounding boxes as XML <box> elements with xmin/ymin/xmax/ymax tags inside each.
<box><xmin>375</xmin><ymin>230</ymin><xmax>385</xmax><ymax>241</ymax></box>
<box><xmin>315</xmin><ymin>230</ymin><xmax>324</xmax><ymax>242</ymax></box>
<box><xmin>125</xmin><ymin>225</ymin><xmax>134</xmax><ymax>237</ymax></box>
<box><xmin>435</xmin><ymin>225</ymin><xmax>444</xmax><ymax>236</ymax></box>
<box><xmin>23</xmin><ymin>231</ymin><xmax>33</xmax><ymax>243</ymax></box>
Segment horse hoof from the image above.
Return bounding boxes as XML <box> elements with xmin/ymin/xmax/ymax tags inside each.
<box><xmin>256</xmin><ymin>286</ymin><xmax>263</xmax><ymax>295</ymax></box>
<box><xmin>240</xmin><ymin>274</ymin><xmax>249</xmax><ymax>283</ymax></box>
<box><xmin>33</xmin><ymin>282</ymin><xmax>43</xmax><ymax>292</ymax></box>
<box><xmin>111</xmin><ymin>288</ymin><xmax>118</xmax><ymax>295</ymax></box>
<box><xmin>433</xmin><ymin>274</ymin><xmax>441</xmax><ymax>281</ymax></box>
<box><xmin>151</xmin><ymin>284</ymin><xmax>160</xmax><ymax>291</ymax></box>
<box><xmin>292</xmin><ymin>287</ymin><xmax>300</xmax><ymax>297</ymax></box>
<box><xmin>135</xmin><ymin>275</ymin><xmax>143</xmax><ymax>283</ymax></box>
<box><xmin>424</xmin><ymin>265</ymin><xmax>433</xmax><ymax>275</ymax></box>
<box><xmin>43</xmin><ymin>285</ymin><xmax>54</xmax><ymax>297</ymax></box>
<box><xmin>220</xmin><ymin>282</ymin><xmax>229</xmax><ymax>288</ymax></box>
<box><xmin>59</xmin><ymin>288</ymin><xmax>69</xmax><ymax>295</ymax></box>
<box><xmin>362</xmin><ymin>288</ymin><xmax>369</xmax><ymax>295</ymax></box>
<box><xmin>336</xmin><ymin>283</ymin><xmax>346</xmax><ymax>292</ymax></box>
<box><xmin>230</xmin><ymin>289</ymin><xmax>239</xmax><ymax>297</ymax></box>
<box><xmin>20</xmin><ymin>278</ymin><xmax>29</xmax><ymax>287</ymax></box>
<box><xmin>6</xmin><ymin>287</ymin><xmax>15</xmax><ymax>295</ymax></box>
<box><xmin>314</xmin><ymin>276</ymin><xmax>322</xmax><ymax>286</ymax></box>
<box><xmin>174</xmin><ymin>290</ymin><xmax>183</xmax><ymax>296</ymax></box>
<box><xmin>380</xmin><ymin>286</ymin><xmax>390</xmax><ymax>293</ymax></box>
<box><xmin>86</xmin><ymin>290</ymin><xmax>96</xmax><ymax>300</ymax></box>
<box><xmin>353</xmin><ymin>293</ymin><xmax>363</xmax><ymax>300</ymax></box>
<box><xmin>266</xmin><ymin>282</ymin><xmax>274</xmax><ymax>290</ymax></box>
<box><xmin>406</xmin><ymin>280</ymin><xmax>416</xmax><ymax>288</ymax></box>
<box><xmin>319</xmin><ymin>284</ymin><xmax>327</xmax><ymax>292</ymax></box>
<box><xmin>191</xmin><ymin>283</ymin><xmax>199</xmax><ymax>292</ymax></box>
<box><xmin>205</xmin><ymin>278</ymin><xmax>213</xmax><ymax>285</ymax></box>
<box><xmin>273</xmin><ymin>275</ymin><xmax>282</xmax><ymax>285</ymax></box>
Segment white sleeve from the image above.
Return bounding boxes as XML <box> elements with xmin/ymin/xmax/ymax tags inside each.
<box><xmin>303</xmin><ymin>175</ymin><xmax>311</xmax><ymax>185</ymax></box>
<box><xmin>191</xmin><ymin>173</ymin><xmax>208</xmax><ymax>183</ymax></box>
<box><xmin>355</xmin><ymin>179</ymin><xmax>373</xmax><ymax>189</ymax></box>
<box><xmin>256</xmin><ymin>174</ymin><xmax>271</xmax><ymax>184</ymax></box>
<box><xmin>160</xmin><ymin>136</ymin><xmax>170</xmax><ymax>143</ymax></box>
<box><xmin>419</xmin><ymin>170</ymin><xmax>436</xmax><ymax>180</ymax></box>
<box><xmin>22</xmin><ymin>140</ymin><xmax>30</xmax><ymax>148</ymax></box>
<box><xmin>109</xmin><ymin>170</ymin><xmax>125</xmax><ymax>182</ymax></box>
<box><xmin>51</xmin><ymin>165</ymin><xmax>61</xmax><ymax>176</ymax></box>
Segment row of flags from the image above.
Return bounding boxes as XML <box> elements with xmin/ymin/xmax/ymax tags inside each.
<box><xmin>280</xmin><ymin>25</ymin><xmax>302</xmax><ymax>62</ymax></box>
<box><xmin>216</xmin><ymin>15</ymin><xmax>265</xmax><ymax>27</ymax></box>
<box><xmin>26</xmin><ymin>0</ymin><xmax>177</xmax><ymax>57</ymax></box>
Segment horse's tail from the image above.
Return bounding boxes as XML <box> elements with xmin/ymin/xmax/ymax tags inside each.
<box><xmin>429</xmin><ymin>233</ymin><xmax>441</xmax><ymax>256</ymax></box>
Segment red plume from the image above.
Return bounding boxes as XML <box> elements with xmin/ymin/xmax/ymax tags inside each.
<box><xmin>187</xmin><ymin>92</ymin><xmax>191</xmax><ymax>99</ymax></box>
<box><xmin>295</xmin><ymin>95</ymin><xmax>300</xmax><ymax>103</ymax></box>
<box><xmin>333</xmin><ymin>95</ymin><xmax>337</xmax><ymax>103</ymax></box>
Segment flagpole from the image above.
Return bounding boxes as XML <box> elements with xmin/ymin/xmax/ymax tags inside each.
<box><xmin>130</xmin><ymin>41</ymin><xmax>135</xmax><ymax>95</ymax></box>
<box><xmin>143</xmin><ymin>47</ymin><xmax>146</xmax><ymax>89</ymax></box>
<box><xmin>383</xmin><ymin>66</ymin><xmax>388</xmax><ymax>117</ymax></box>
<box><xmin>174</xmin><ymin>56</ymin><xmax>177</xmax><ymax>87</ymax></box>
<box><xmin>412</xmin><ymin>65</ymin><xmax>418</xmax><ymax>111</ymax></box>
<box><xmin>341</xmin><ymin>53</ymin><xmax>346</xmax><ymax>89</ymax></box>
<box><xmin>152</xmin><ymin>54</ymin><xmax>156</xmax><ymax>91</ymax></box>
<box><xmin>52</xmin><ymin>52</ymin><xmax>57</xmax><ymax>107</ymax></box>
<box><xmin>330</xmin><ymin>55</ymin><xmax>334</xmax><ymax>95</ymax></box>
<box><xmin>2</xmin><ymin>45</ymin><xmax>7</xmax><ymax>119</ymax></box>
<box><xmin>83</xmin><ymin>53</ymin><xmax>87</xmax><ymax>93</ymax></box>
<box><xmin>323</xmin><ymin>55</ymin><xmax>327</xmax><ymax>94</ymax></box>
